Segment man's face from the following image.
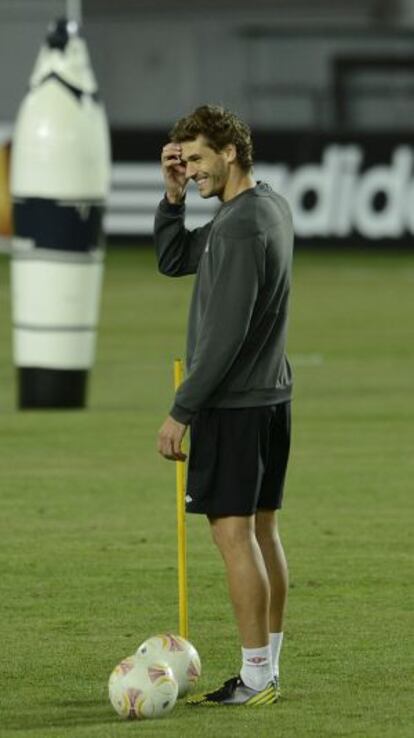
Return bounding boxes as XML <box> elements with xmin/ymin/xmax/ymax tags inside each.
<box><xmin>179</xmin><ymin>135</ymin><xmax>232</xmax><ymax>199</ymax></box>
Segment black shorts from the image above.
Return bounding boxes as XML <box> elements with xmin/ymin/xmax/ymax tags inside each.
<box><xmin>185</xmin><ymin>402</ymin><xmax>291</xmax><ymax>517</ymax></box>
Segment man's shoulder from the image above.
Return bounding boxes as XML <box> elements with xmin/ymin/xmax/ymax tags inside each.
<box><xmin>216</xmin><ymin>184</ymin><xmax>292</xmax><ymax>240</ymax></box>
<box><xmin>252</xmin><ymin>183</ymin><xmax>293</xmax><ymax>221</ymax></box>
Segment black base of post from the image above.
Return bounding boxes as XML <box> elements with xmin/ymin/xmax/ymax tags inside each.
<box><xmin>17</xmin><ymin>368</ymin><xmax>88</xmax><ymax>409</ymax></box>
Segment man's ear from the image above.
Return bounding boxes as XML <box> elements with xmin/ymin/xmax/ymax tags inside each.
<box><xmin>224</xmin><ymin>143</ymin><xmax>237</xmax><ymax>164</ymax></box>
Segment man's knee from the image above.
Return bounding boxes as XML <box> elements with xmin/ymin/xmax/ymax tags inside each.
<box><xmin>209</xmin><ymin>515</ymin><xmax>255</xmax><ymax>555</ymax></box>
<box><xmin>255</xmin><ymin>509</ymin><xmax>278</xmax><ymax>545</ymax></box>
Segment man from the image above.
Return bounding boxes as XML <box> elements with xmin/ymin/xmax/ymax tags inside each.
<box><xmin>155</xmin><ymin>105</ymin><xmax>293</xmax><ymax>706</ymax></box>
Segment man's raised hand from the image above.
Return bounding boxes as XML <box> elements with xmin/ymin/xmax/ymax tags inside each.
<box><xmin>161</xmin><ymin>143</ymin><xmax>187</xmax><ymax>204</ymax></box>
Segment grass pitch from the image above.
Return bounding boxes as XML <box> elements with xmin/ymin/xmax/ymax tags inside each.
<box><xmin>0</xmin><ymin>246</ymin><xmax>413</xmax><ymax>738</ymax></box>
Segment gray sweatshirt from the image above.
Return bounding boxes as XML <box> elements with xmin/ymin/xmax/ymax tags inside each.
<box><xmin>154</xmin><ymin>181</ymin><xmax>294</xmax><ymax>425</ymax></box>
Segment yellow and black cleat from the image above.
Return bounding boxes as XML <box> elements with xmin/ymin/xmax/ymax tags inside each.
<box><xmin>187</xmin><ymin>675</ymin><xmax>280</xmax><ymax>706</ymax></box>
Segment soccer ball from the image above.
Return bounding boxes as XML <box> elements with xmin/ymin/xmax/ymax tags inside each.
<box><xmin>136</xmin><ymin>633</ymin><xmax>201</xmax><ymax>698</ymax></box>
<box><xmin>108</xmin><ymin>655</ymin><xmax>178</xmax><ymax>720</ymax></box>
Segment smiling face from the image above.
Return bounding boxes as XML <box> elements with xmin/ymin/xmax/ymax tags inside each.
<box><xmin>179</xmin><ymin>135</ymin><xmax>235</xmax><ymax>200</ymax></box>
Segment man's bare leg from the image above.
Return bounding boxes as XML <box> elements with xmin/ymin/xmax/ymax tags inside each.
<box><xmin>255</xmin><ymin>509</ymin><xmax>288</xmax><ymax>678</ymax></box>
<box><xmin>255</xmin><ymin>509</ymin><xmax>288</xmax><ymax>632</ymax></box>
<box><xmin>185</xmin><ymin>513</ymin><xmax>282</xmax><ymax>702</ymax></box>
<box><xmin>209</xmin><ymin>514</ymin><xmax>270</xmax><ymax>648</ymax></box>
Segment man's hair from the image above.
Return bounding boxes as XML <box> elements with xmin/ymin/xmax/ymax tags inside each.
<box><xmin>169</xmin><ymin>105</ymin><xmax>253</xmax><ymax>172</ymax></box>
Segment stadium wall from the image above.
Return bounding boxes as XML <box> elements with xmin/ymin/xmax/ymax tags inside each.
<box><xmin>1</xmin><ymin>5</ymin><xmax>413</xmax><ymax>129</ymax></box>
<box><xmin>107</xmin><ymin>129</ymin><xmax>414</xmax><ymax>249</ymax></box>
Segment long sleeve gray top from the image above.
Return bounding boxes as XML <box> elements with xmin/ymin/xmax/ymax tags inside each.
<box><xmin>154</xmin><ymin>181</ymin><xmax>294</xmax><ymax>425</ymax></box>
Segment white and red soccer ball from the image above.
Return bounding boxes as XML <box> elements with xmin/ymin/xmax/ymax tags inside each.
<box><xmin>108</xmin><ymin>634</ymin><xmax>201</xmax><ymax>720</ymax></box>
<box><xmin>136</xmin><ymin>633</ymin><xmax>201</xmax><ymax>698</ymax></box>
<box><xmin>108</xmin><ymin>655</ymin><xmax>178</xmax><ymax>720</ymax></box>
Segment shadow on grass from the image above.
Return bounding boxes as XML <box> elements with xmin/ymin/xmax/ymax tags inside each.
<box><xmin>3</xmin><ymin>698</ymin><xmax>211</xmax><ymax>733</ymax></box>
<box><xmin>3</xmin><ymin>704</ymin><xmax>115</xmax><ymax>732</ymax></box>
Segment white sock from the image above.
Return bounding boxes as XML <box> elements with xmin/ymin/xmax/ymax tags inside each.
<box><xmin>240</xmin><ymin>644</ymin><xmax>273</xmax><ymax>691</ymax></box>
<box><xmin>270</xmin><ymin>632</ymin><xmax>283</xmax><ymax>678</ymax></box>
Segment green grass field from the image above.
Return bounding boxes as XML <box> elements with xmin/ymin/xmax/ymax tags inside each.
<box><xmin>0</xmin><ymin>247</ymin><xmax>413</xmax><ymax>738</ymax></box>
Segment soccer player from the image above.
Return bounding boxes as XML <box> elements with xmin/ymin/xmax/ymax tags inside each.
<box><xmin>155</xmin><ymin>105</ymin><xmax>293</xmax><ymax>706</ymax></box>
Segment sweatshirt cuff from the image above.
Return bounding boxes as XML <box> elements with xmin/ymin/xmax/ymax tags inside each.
<box><xmin>159</xmin><ymin>195</ymin><xmax>186</xmax><ymax>215</ymax></box>
<box><xmin>170</xmin><ymin>402</ymin><xmax>194</xmax><ymax>425</ymax></box>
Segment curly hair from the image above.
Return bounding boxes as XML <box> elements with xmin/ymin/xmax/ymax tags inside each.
<box><xmin>169</xmin><ymin>105</ymin><xmax>253</xmax><ymax>172</ymax></box>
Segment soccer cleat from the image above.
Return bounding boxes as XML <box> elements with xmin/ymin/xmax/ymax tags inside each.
<box><xmin>187</xmin><ymin>675</ymin><xmax>280</xmax><ymax>706</ymax></box>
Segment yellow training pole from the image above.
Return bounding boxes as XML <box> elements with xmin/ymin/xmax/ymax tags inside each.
<box><xmin>174</xmin><ymin>358</ymin><xmax>189</xmax><ymax>639</ymax></box>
